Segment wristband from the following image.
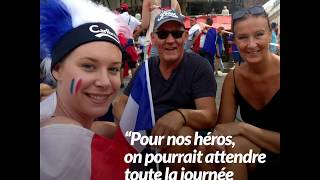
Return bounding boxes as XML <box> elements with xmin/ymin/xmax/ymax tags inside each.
<box><xmin>175</xmin><ymin>109</ymin><xmax>186</xmax><ymax>125</ymax></box>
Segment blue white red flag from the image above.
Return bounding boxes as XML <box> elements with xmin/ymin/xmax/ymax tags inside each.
<box><xmin>120</xmin><ymin>60</ymin><xmax>156</xmax><ymax>152</ymax></box>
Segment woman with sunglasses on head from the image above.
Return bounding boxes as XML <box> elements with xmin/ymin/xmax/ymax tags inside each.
<box><xmin>197</xmin><ymin>6</ymin><xmax>280</xmax><ymax>180</ymax></box>
<box><xmin>40</xmin><ymin>0</ymin><xmax>135</xmax><ymax>179</ymax></box>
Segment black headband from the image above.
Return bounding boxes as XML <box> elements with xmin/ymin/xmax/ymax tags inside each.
<box><xmin>51</xmin><ymin>22</ymin><xmax>123</xmax><ymax>70</ymax></box>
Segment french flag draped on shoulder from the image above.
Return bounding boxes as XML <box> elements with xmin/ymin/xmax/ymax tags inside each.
<box><xmin>120</xmin><ymin>60</ymin><xmax>156</xmax><ymax>152</ymax></box>
<box><xmin>41</xmin><ymin>125</ymin><xmax>135</xmax><ymax>180</ymax></box>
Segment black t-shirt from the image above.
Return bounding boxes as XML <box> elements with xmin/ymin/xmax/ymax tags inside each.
<box><xmin>124</xmin><ymin>52</ymin><xmax>217</xmax><ymax>121</ymax></box>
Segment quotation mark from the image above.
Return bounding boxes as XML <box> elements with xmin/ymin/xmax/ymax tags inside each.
<box><xmin>125</xmin><ymin>131</ymin><xmax>132</xmax><ymax>137</ymax></box>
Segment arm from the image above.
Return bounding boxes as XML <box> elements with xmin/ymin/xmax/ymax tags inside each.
<box><xmin>112</xmin><ymin>94</ymin><xmax>129</xmax><ymax>125</ymax></box>
<box><xmin>180</xmin><ymin>96</ymin><xmax>217</xmax><ymax>129</ymax></box>
<box><xmin>91</xmin><ymin>121</ymin><xmax>117</xmax><ymax>139</ymax></box>
<box><xmin>152</xmin><ymin>96</ymin><xmax>217</xmax><ymax>137</ymax></box>
<box><xmin>222</xmin><ymin>39</ymin><xmax>225</xmax><ymax>52</ymax></box>
<box><xmin>239</xmin><ymin>122</ymin><xmax>280</xmax><ymax>154</ymax></box>
<box><xmin>40</xmin><ymin>83</ymin><xmax>56</xmax><ymax>101</ymax></box>
<box><xmin>185</xmin><ymin>59</ymin><xmax>218</xmax><ymax>129</ymax></box>
<box><xmin>214</xmin><ymin>121</ymin><xmax>280</xmax><ymax>154</ymax></box>
<box><xmin>141</xmin><ymin>0</ymin><xmax>151</xmax><ymax>30</ymax></box>
<box><xmin>216</xmin><ymin>43</ymin><xmax>220</xmax><ymax>57</ymax></box>
<box><xmin>174</xmin><ymin>0</ymin><xmax>181</xmax><ymax>13</ymax></box>
<box><xmin>198</xmin><ymin>22</ymin><xmax>211</xmax><ymax>29</ymax></box>
<box><xmin>131</xmin><ymin>16</ymin><xmax>143</xmax><ymax>39</ymax></box>
<box><xmin>217</xmin><ymin>71</ymin><xmax>237</xmax><ymax>124</ymax></box>
<box><xmin>133</xmin><ymin>25</ymin><xmax>143</xmax><ymax>39</ymax></box>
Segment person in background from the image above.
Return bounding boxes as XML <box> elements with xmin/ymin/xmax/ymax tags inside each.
<box><xmin>184</xmin><ymin>17</ymin><xmax>200</xmax><ymax>52</ymax></box>
<box><xmin>210</xmin><ymin>8</ymin><xmax>216</xmax><ymax>14</ymax></box>
<box><xmin>119</xmin><ymin>3</ymin><xmax>142</xmax><ymax>39</ymax></box>
<box><xmin>198</xmin><ymin>6</ymin><xmax>280</xmax><ymax>180</ymax></box>
<box><xmin>227</xmin><ymin>33</ymin><xmax>243</xmax><ymax>66</ymax></box>
<box><xmin>221</xmin><ymin>5</ymin><xmax>230</xmax><ymax>15</ymax></box>
<box><xmin>190</xmin><ymin>18</ymin><xmax>212</xmax><ymax>55</ymax></box>
<box><xmin>119</xmin><ymin>3</ymin><xmax>141</xmax><ymax>87</ymax></box>
<box><xmin>270</xmin><ymin>22</ymin><xmax>278</xmax><ymax>54</ymax></box>
<box><xmin>215</xmin><ymin>26</ymin><xmax>225</xmax><ymax>75</ymax></box>
<box><xmin>136</xmin><ymin>29</ymin><xmax>147</xmax><ymax>63</ymax></box>
<box><xmin>201</xmin><ymin>17</ymin><xmax>218</xmax><ymax>71</ymax></box>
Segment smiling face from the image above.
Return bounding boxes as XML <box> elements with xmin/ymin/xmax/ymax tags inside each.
<box><xmin>151</xmin><ymin>21</ymin><xmax>187</xmax><ymax>64</ymax></box>
<box><xmin>233</xmin><ymin>16</ymin><xmax>272</xmax><ymax>64</ymax></box>
<box><xmin>53</xmin><ymin>41</ymin><xmax>122</xmax><ymax>119</ymax></box>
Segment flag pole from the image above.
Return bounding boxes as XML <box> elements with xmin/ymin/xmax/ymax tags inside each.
<box><xmin>145</xmin><ymin>60</ymin><xmax>160</xmax><ymax>172</ymax></box>
<box><xmin>155</xmin><ymin>148</ymin><xmax>160</xmax><ymax>172</ymax></box>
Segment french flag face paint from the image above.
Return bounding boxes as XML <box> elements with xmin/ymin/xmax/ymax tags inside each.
<box><xmin>70</xmin><ymin>78</ymin><xmax>82</xmax><ymax>95</ymax></box>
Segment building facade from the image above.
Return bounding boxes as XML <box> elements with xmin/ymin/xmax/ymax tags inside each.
<box><xmin>93</xmin><ymin>0</ymin><xmax>269</xmax><ymax>16</ymax></box>
<box><xmin>244</xmin><ymin>0</ymin><xmax>269</xmax><ymax>8</ymax></box>
<box><xmin>263</xmin><ymin>0</ymin><xmax>280</xmax><ymax>25</ymax></box>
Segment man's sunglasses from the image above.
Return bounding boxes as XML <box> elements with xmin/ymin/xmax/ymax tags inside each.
<box><xmin>155</xmin><ymin>30</ymin><xmax>185</xmax><ymax>39</ymax></box>
<box><xmin>232</xmin><ymin>5</ymin><xmax>266</xmax><ymax>21</ymax></box>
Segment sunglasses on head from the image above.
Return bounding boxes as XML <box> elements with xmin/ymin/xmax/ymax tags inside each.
<box><xmin>155</xmin><ymin>30</ymin><xmax>185</xmax><ymax>39</ymax></box>
<box><xmin>232</xmin><ymin>6</ymin><xmax>266</xmax><ymax>21</ymax></box>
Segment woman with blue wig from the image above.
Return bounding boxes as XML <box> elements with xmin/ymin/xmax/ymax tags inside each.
<box><xmin>40</xmin><ymin>0</ymin><xmax>135</xmax><ymax>179</ymax></box>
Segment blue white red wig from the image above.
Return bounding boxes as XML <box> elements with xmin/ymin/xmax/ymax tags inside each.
<box><xmin>40</xmin><ymin>0</ymin><xmax>130</xmax><ymax>77</ymax></box>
